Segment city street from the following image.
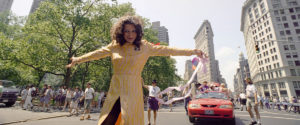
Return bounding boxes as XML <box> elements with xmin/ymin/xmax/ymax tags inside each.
<box><xmin>1</xmin><ymin>104</ymin><xmax>300</xmax><ymax>125</ymax></box>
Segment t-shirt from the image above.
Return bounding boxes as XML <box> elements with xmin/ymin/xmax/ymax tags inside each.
<box><xmin>148</xmin><ymin>86</ymin><xmax>160</xmax><ymax>97</ymax></box>
<box><xmin>85</xmin><ymin>88</ymin><xmax>94</xmax><ymax>99</ymax></box>
<box><xmin>246</xmin><ymin>84</ymin><xmax>257</xmax><ymax>98</ymax></box>
<box><xmin>239</xmin><ymin>93</ymin><xmax>246</xmax><ymax>99</ymax></box>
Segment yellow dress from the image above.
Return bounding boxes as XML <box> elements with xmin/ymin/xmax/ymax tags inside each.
<box><xmin>76</xmin><ymin>40</ymin><xmax>195</xmax><ymax>125</ymax></box>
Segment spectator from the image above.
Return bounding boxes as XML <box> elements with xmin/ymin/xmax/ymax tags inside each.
<box><xmin>20</xmin><ymin>86</ymin><xmax>29</xmax><ymax>108</ymax></box>
<box><xmin>239</xmin><ymin>92</ymin><xmax>247</xmax><ymax>111</ymax></box>
<box><xmin>80</xmin><ymin>83</ymin><xmax>94</xmax><ymax>120</ymax></box>
<box><xmin>43</xmin><ymin>85</ymin><xmax>53</xmax><ymax>112</ymax></box>
<box><xmin>23</xmin><ymin>85</ymin><xmax>36</xmax><ymax>110</ymax></box>
<box><xmin>69</xmin><ymin>87</ymin><xmax>81</xmax><ymax>116</ymax></box>
<box><xmin>63</xmin><ymin>87</ymin><xmax>71</xmax><ymax>111</ymax></box>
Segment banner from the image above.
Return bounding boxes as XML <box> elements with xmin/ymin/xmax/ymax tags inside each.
<box><xmin>155</xmin><ymin>57</ymin><xmax>208</xmax><ymax>105</ymax></box>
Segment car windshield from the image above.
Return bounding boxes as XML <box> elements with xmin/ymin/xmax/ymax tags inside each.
<box><xmin>195</xmin><ymin>92</ymin><xmax>228</xmax><ymax>100</ymax></box>
<box><xmin>2</xmin><ymin>81</ymin><xmax>16</xmax><ymax>88</ymax></box>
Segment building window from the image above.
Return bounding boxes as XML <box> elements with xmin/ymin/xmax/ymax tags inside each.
<box><xmin>288</xmin><ymin>61</ymin><xmax>295</xmax><ymax>66</ymax></box>
<box><xmin>279</xmin><ymin>82</ymin><xmax>286</xmax><ymax>88</ymax></box>
<box><xmin>291</xmin><ymin>69</ymin><xmax>297</xmax><ymax>76</ymax></box>
<box><xmin>282</xmin><ymin>16</ymin><xmax>287</xmax><ymax>21</ymax></box>
<box><xmin>293</xmin><ymin>81</ymin><xmax>299</xmax><ymax>88</ymax></box>
<box><xmin>279</xmin><ymin>70</ymin><xmax>282</xmax><ymax>76</ymax></box>
<box><xmin>286</xmin><ymin>30</ymin><xmax>291</xmax><ymax>35</ymax></box>
<box><xmin>292</xmin><ymin>52</ymin><xmax>298</xmax><ymax>58</ymax></box>
<box><xmin>287</xmin><ymin>0</ymin><xmax>298</xmax><ymax>6</ymax></box>
<box><xmin>290</xmin><ymin>45</ymin><xmax>296</xmax><ymax>50</ymax></box>
<box><xmin>291</xmin><ymin>15</ymin><xmax>297</xmax><ymax>20</ymax></box>
<box><xmin>295</xmin><ymin>60</ymin><xmax>300</xmax><ymax>66</ymax></box>
<box><xmin>263</xmin><ymin>84</ymin><xmax>268</xmax><ymax>89</ymax></box>
<box><xmin>286</xmin><ymin>53</ymin><xmax>291</xmax><ymax>58</ymax></box>
<box><xmin>289</xmin><ymin>8</ymin><xmax>295</xmax><ymax>13</ymax></box>
<box><xmin>288</xmin><ymin>37</ymin><xmax>293</xmax><ymax>41</ymax></box>
<box><xmin>273</xmin><ymin>4</ymin><xmax>280</xmax><ymax>9</ymax></box>
<box><xmin>280</xmin><ymin>9</ymin><xmax>285</xmax><ymax>14</ymax></box>
<box><xmin>284</xmin><ymin>45</ymin><xmax>289</xmax><ymax>50</ymax></box>
<box><xmin>296</xmin><ymin>29</ymin><xmax>300</xmax><ymax>34</ymax></box>
<box><xmin>284</xmin><ymin>23</ymin><xmax>289</xmax><ymax>28</ymax></box>
<box><xmin>280</xmin><ymin>31</ymin><xmax>285</xmax><ymax>36</ymax></box>
<box><xmin>294</xmin><ymin>22</ymin><xmax>299</xmax><ymax>27</ymax></box>
<box><xmin>296</xmin><ymin>7</ymin><xmax>300</xmax><ymax>12</ymax></box>
<box><xmin>276</xmin><ymin>17</ymin><xmax>281</xmax><ymax>22</ymax></box>
<box><xmin>271</xmin><ymin>83</ymin><xmax>276</xmax><ymax>89</ymax></box>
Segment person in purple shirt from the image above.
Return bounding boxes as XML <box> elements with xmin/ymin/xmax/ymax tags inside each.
<box><xmin>198</xmin><ymin>81</ymin><xmax>209</xmax><ymax>92</ymax></box>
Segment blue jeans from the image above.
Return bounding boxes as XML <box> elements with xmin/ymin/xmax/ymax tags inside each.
<box><xmin>184</xmin><ymin>97</ymin><xmax>191</xmax><ymax>113</ymax></box>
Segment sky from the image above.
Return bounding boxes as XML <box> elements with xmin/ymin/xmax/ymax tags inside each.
<box><xmin>11</xmin><ymin>0</ymin><xmax>248</xmax><ymax>91</ymax></box>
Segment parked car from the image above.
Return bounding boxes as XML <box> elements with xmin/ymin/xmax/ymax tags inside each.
<box><xmin>0</xmin><ymin>80</ymin><xmax>19</xmax><ymax>107</ymax></box>
<box><xmin>188</xmin><ymin>91</ymin><xmax>235</xmax><ymax>125</ymax></box>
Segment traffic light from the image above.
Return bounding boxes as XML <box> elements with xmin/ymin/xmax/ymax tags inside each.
<box><xmin>255</xmin><ymin>45</ymin><xmax>260</xmax><ymax>53</ymax></box>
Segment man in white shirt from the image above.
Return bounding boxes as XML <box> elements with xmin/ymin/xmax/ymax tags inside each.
<box><xmin>80</xmin><ymin>83</ymin><xmax>94</xmax><ymax>120</ymax></box>
<box><xmin>143</xmin><ymin>80</ymin><xmax>160</xmax><ymax>125</ymax></box>
<box><xmin>239</xmin><ymin>92</ymin><xmax>247</xmax><ymax>111</ymax></box>
<box><xmin>23</xmin><ymin>85</ymin><xmax>36</xmax><ymax>110</ymax></box>
<box><xmin>245</xmin><ymin>78</ymin><xmax>261</xmax><ymax>125</ymax></box>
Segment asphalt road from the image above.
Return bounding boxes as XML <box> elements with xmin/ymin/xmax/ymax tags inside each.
<box><xmin>1</xmin><ymin>103</ymin><xmax>300</xmax><ymax>125</ymax></box>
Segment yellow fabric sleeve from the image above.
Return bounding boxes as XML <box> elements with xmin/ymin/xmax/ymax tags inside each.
<box><xmin>144</xmin><ymin>40</ymin><xmax>195</xmax><ymax>56</ymax></box>
<box><xmin>75</xmin><ymin>42</ymin><xmax>114</xmax><ymax>64</ymax></box>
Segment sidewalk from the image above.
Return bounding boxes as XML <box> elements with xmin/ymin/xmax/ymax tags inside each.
<box><xmin>0</xmin><ymin>107</ymin><xmax>68</xmax><ymax>125</ymax></box>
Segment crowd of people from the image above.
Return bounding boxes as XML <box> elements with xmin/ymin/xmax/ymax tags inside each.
<box><xmin>18</xmin><ymin>83</ymin><xmax>106</xmax><ymax>120</ymax></box>
<box><xmin>235</xmin><ymin>78</ymin><xmax>300</xmax><ymax>125</ymax></box>
<box><xmin>237</xmin><ymin>93</ymin><xmax>300</xmax><ymax>113</ymax></box>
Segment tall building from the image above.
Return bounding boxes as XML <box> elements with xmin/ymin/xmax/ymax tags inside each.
<box><xmin>234</xmin><ymin>53</ymin><xmax>251</xmax><ymax>94</ymax></box>
<box><xmin>194</xmin><ymin>20</ymin><xmax>225</xmax><ymax>84</ymax></box>
<box><xmin>0</xmin><ymin>0</ymin><xmax>13</xmax><ymax>13</ymax></box>
<box><xmin>152</xmin><ymin>21</ymin><xmax>169</xmax><ymax>44</ymax></box>
<box><xmin>184</xmin><ymin>60</ymin><xmax>195</xmax><ymax>81</ymax></box>
<box><xmin>30</xmin><ymin>0</ymin><xmax>46</xmax><ymax>14</ymax></box>
<box><xmin>241</xmin><ymin>0</ymin><xmax>300</xmax><ymax>99</ymax></box>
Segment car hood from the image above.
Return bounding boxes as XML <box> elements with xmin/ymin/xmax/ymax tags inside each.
<box><xmin>190</xmin><ymin>98</ymin><xmax>232</xmax><ymax>105</ymax></box>
<box><xmin>3</xmin><ymin>88</ymin><xmax>19</xmax><ymax>93</ymax></box>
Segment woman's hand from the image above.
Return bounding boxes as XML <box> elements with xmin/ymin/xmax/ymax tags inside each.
<box><xmin>194</xmin><ymin>49</ymin><xmax>207</xmax><ymax>58</ymax></box>
<box><xmin>66</xmin><ymin>57</ymin><xmax>78</xmax><ymax>68</ymax></box>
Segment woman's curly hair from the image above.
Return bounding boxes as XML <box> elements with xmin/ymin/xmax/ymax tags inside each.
<box><xmin>111</xmin><ymin>15</ymin><xmax>144</xmax><ymax>50</ymax></box>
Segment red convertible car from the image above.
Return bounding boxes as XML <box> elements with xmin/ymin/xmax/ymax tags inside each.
<box><xmin>188</xmin><ymin>91</ymin><xmax>235</xmax><ymax>125</ymax></box>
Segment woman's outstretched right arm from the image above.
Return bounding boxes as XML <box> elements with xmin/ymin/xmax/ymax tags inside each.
<box><xmin>66</xmin><ymin>42</ymin><xmax>114</xmax><ymax>68</ymax></box>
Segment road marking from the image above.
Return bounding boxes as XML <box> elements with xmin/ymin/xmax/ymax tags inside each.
<box><xmin>236</xmin><ymin>115</ymin><xmax>300</xmax><ymax>121</ymax></box>
<box><xmin>235</xmin><ymin>110</ymin><xmax>300</xmax><ymax>118</ymax></box>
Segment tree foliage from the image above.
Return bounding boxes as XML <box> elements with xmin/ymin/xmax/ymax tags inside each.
<box><xmin>0</xmin><ymin>0</ymin><xmax>182</xmax><ymax>92</ymax></box>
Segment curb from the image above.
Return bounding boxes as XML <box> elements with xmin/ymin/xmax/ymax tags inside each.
<box><xmin>0</xmin><ymin>114</ymin><xmax>68</xmax><ymax>125</ymax></box>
